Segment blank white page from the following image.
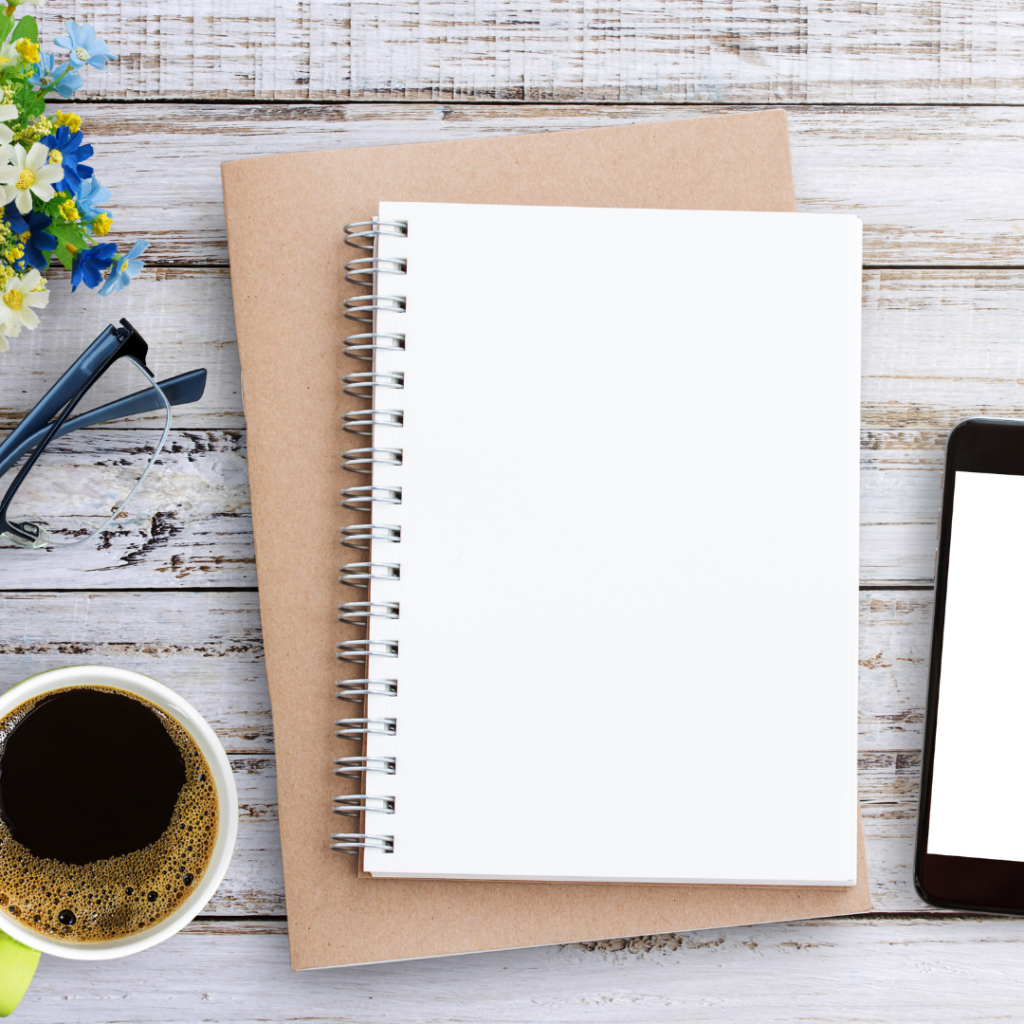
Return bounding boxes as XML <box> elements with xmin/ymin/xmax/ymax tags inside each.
<box><xmin>360</xmin><ymin>202</ymin><xmax>861</xmax><ymax>884</ymax></box>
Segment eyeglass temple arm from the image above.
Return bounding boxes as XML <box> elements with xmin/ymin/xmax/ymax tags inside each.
<box><xmin>0</xmin><ymin>324</ymin><xmax>128</xmax><ymax>472</ymax></box>
<box><xmin>0</xmin><ymin>369</ymin><xmax>207</xmax><ymax>477</ymax></box>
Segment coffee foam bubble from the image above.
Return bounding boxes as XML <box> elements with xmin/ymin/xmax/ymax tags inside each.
<box><xmin>0</xmin><ymin>686</ymin><xmax>218</xmax><ymax>943</ymax></box>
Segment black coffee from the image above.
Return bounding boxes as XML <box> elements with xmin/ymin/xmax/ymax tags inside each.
<box><xmin>0</xmin><ymin>685</ymin><xmax>218</xmax><ymax>942</ymax></box>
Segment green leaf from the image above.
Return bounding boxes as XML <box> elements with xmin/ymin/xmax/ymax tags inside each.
<box><xmin>11</xmin><ymin>17</ymin><xmax>37</xmax><ymax>44</ymax></box>
<box><xmin>49</xmin><ymin>219</ymin><xmax>89</xmax><ymax>271</ymax></box>
<box><xmin>0</xmin><ymin>15</ymin><xmax>14</xmax><ymax>45</ymax></box>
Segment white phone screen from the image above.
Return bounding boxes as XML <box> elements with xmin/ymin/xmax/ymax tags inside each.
<box><xmin>928</xmin><ymin>470</ymin><xmax>1024</xmax><ymax>860</ymax></box>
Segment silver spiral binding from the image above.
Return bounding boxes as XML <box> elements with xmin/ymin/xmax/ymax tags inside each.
<box><xmin>332</xmin><ymin>794</ymin><xmax>395</xmax><ymax>816</ymax></box>
<box><xmin>343</xmin><ymin>371</ymin><xmax>404</xmax><ymax>398</ymax></box>
<box><xmin>342</xmin><ymin>333</ymin><xmax>405</xmax><ymax>362</ymax></box>
<box><xmin>341</xmin><ymin>447</ymin><xmax>403</xmax><ymax>474</ymax></box>
<box><xmin>343</xmin><ymin>294</ymin><xmax>406</xmax><ymax>323</ymax></box>
<box><xmin>338</xmin><ymin>562</ymin><xmax>400</xmax><ymax>588</ymax></box>
<box><xmin>336</xmin><ymin>678</ymin><xmax>398</xmax><ymax>701</ymax></box>
<box><xmin>335</xmin><ymin>717</ymin><xmax>397</xmax><ymax>738</ymax></box>
<box><xmin>331</xmin><ymin>833</ymin><xmax>394</xmax><ymax>854</ymax></box>
<box><xmin>343</xmin><ymin>409</ymin><xmax>404</xmax><ymax>436</ymax></box>
<box><xmin>343</xmin><ymin>219</ymin><xmax>407</xmax><ymax>250</ymax></box>
<box><xmin>338</xmin><ymin>601</ymin><xmax>400</xmax><ymax>625</ymax></box>
<box><xmin>340</xmin><ymin>524</ymin><xmax>401</xmax><ymax>550</ymax></box>
<box><xmin>344</xmin><ymin>256</ymin><xmax>407</xmax><ymax>285</ymax></box>
<box><xmin>340</xmin><ymin>485</ymin><xmax>401</xmax><ymax>511</ymax></box>
<box><xmin>334</xmin><ymin>217</ymin><xmax>406</xmax><ymax>857</ymax></box>
<box><xmin>334</xmin><ymin>755</ymin><xmax>396</xmax><ymax>777</ymax></box>
<box><xmin>337</xmin><ymin>638</ymin><xmax>398</xmax><ymax>662</ymax></box>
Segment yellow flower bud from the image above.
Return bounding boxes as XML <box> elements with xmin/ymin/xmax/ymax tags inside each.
<box><xmin>55</xmin><ymin>111</ymin><xmax>82</xmax><ymax>134</ymax></box>
<box><xmin>14</xmin><ymin>39</ymin><xmax>39</xmax><ymax>64</ymax></box>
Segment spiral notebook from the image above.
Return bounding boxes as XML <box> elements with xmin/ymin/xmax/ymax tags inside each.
<box><xmin>223</xmin><ymin>110</ymin><xmax>872</xmax><ymax>970</ymax></box>
<box><xmin>334</xmin><ymin>200</ymin><xmax>862</xmax><ymax>885</ymax></box>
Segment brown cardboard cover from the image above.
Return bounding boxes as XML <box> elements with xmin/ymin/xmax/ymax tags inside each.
<box><xmin>221</xmin><ymin>110</ymin><xmax>871</xmax><ymax>971</ymax></box>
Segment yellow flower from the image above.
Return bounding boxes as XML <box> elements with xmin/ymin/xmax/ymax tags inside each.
<box><xmin>55</xmin><ymin>111</ymin><xmax>82</xmax><ymax>134</ymax></box>
<box><xmin>14</xmin><ymin>39</ymin><xmax>38</xmax><ymax>64</ymax></box>
<box><xmin>92</xmin><ymin>213</ymin><xmax>113</xmax><ymax>236</ymax></box>
<box><xmin>4</xmin><ymin>244</ymin><xmax>23</xmax><ymax>263</ymax></box>
<box><xmin>47</xmin><ymin>149</ymin><xmax>62</xmax><ymax>165</ymax></box>
<box><xmin>57</xmin><ymin>198</ymin><xmax>79</xmax><ymax>223</ymax></box>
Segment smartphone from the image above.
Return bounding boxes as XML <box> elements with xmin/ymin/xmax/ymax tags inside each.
<box><xmin>916</xmin><ymin>417</ymin><xmax>1024</xmax><ymax>911</ymax></box>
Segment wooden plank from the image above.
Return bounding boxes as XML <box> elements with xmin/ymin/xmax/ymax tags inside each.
<box><xmin>0</xmin><ymin>588</ymin><xmax>943</xmax><ymax>917</ymax></box>
<box><xmin>39</xmin><ymin>0</ymin><xmax>1024</xmax><ymax>105</ymax></box>
<box><xmin>0</xmin><ymin>591</ymin><xmax>270</xmax><ymax>752</ymax></box>
<box><xmin>13</xmin><ymin>265</ymin><xmax>1024</xmax><ymax>586</ymax></box>
<box><xmin>51</xmin><ymin>102</ymin><xmax>1024</xmax><ymax>267</ymax></box>
<box><xmin>0</xmin><ymin>429</ymin><xmax>253</xmax><ymax>588</ymax></box>
<box><xmin>8</xmin><ymin>268</ymin><xmax>242</xmax><ymax>430</ymax></box>
<box><xmin>21</xmin><ymin>265</ymin><xmax>1024</xmax><ymax>434</ymax></box>
<box><xmin>22</xmin><ymin>917</ymin><xmax>1024</xmax><ymax>1021</ymax></box>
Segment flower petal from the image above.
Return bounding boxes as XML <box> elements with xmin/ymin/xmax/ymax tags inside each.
<box><xmin>32</xmin><ymin>164</ymin><xmax>64</xmax><ymax>187</ymax></box>
<box><xmin>24</xmin><ymin>143</ymin><xmax>48</xmax><ymax>172</ymax></box>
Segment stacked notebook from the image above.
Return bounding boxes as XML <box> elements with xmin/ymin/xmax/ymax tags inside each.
<box><xmin>222</xmin><ymin>110</ymin><xmax>871</xmax><ymax>970</ymax></box>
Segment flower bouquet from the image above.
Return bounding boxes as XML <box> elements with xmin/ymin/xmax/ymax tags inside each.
<box><xmin>0</xmin><ymin>3</ymin><xmax>144</xmax><ymax>350</ymax></box>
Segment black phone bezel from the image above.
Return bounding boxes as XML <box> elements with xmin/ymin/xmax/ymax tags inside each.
<box><xmin>916</xmin><ymin>417</ymin><xmax>1024</xmax><ymax>913</ymax></box>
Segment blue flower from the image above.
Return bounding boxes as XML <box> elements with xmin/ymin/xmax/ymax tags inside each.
<box><xmin>40</xmin><ymin>125</ymin><xmax>93</xmax><ymax>194</ymax></box>
<box><xmin>29</xmin><ymin>54</ymin><xmax>83</xmax><ymax>98</ymax></box>
<box><xmin>5</xmin><ymin>203</ymin><xmax>55</xmax><ymax>272</ymax></box>
<box><xmin>98</xmin><ymin>239</ymin><xmax>147</xmax><ymax>296</ymax></box>
<box><xmin>75</xmin><ymin>177</ymin><xmax>111</xmax><ymax>221</ymax></box>
<box><xmin>54</xmin><ymin>21</ymin><xmax>115</xmax><ymax>70</ymax></box>
<box><xmin>71</xmin><ymin>242</ymin><xmax>116</xmax><ymax>292</ymax></box>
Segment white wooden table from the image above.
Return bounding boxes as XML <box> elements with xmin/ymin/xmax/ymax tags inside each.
<box><xmin>8</xmin><ymin>2</ymin><xmax>1024</xmax><ymax>1019</ymax></box>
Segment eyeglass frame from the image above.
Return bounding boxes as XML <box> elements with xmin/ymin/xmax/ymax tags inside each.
<box><xmin>0</xmin><ymin>318</ymin><xmax>207</xmax><ymax>549</ymax></box>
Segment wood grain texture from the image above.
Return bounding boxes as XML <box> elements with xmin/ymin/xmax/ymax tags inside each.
<box><xmin>0</xmin><ymin>588</ymin><xmax>940</xmax><ymax>918</ymax></box>
<box><xmin>34</xmin><ymin>0</ymin><xmax>1024</xmax><ymax>104</ymax></box>
<box><xmin>21</xmin><ymin>917</ymin><xmax>1024</xmax><ymax>1022</ymax></box>
<box><xmin>53</xmin><ymin>102</ymin><xmax>1024</xmax><ymax>267</ymax></box>
<box><xmin>0</xmin><ymin>428</ymin><xmax>253</xmax><ymax>587</ymax></box>
<box><xmin>17</xmin><ymin>265</ymin><xmax>1024</xmax><ymax>585</ymax></box>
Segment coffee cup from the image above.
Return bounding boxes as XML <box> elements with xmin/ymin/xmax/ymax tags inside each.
<box><xmin>0</xmin><ymin>665</ymin><xmax>238</xmax><ymax>1014</ymax></box>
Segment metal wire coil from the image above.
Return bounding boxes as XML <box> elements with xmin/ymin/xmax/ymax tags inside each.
<box><xmin>334</xmin><ymin>218</ymin><xmax>406</xmax><ymax>859</ymax></box>
<box><xmin>335</xmin><ymin>678</ymin><xmax>399</xmax><ymax>702</ymax></box>
<box><xmin>336</xmin><ymin>637</ymin><xmax>399</xmax><ymax>662</ymax></box>
<box><xmin>338</xmin><ymin>562</ymin><xmax>401</xmax><ymax>589</ymax></box>
<box><xmin>338</xmin><ymin>601</ymin><xmax>400</xmax><ymax>626</ymax></box>
<box><xmin>341</xmin><ymin>447</ymin><xmax>403</xmax><ymax>474</ymax></box>
<box><xmin>340</xmin><ymin>524</ymin><xmax>401</xmax><ymax>550</ymax></box>
<box><xmin>342</xmin><ymin>333</ymin><xmax>405</xmax><ymax>362</ymax></box>
<box><xmin>332</xmin><ymin>794</ymin><xmax>396</xmax><ymax>816</ymax></box>
<box><xmin>344</xmin><ymin>256</ymin><xmax>407</xmax><ymax>285</ymax></box>
<box><xmin>335</xmin><ymin>717</ymin><xmax>397</xmax><ymax>738</ymax></box>
<box><xmin>343</xmin><ymin>408</ymin><xmax>404</xmax><ymax>436</ymax></box>
<box><xmin>343</xmin><ymin>294</ymin><xmax>407</xmax><ymax>323</ymax></box>
<box><xmin>340</xmin><ymin>485</ymin><xmax>402</xmax><ymax>511</ymax></box>
<box><xmin>330</xmin><ymin>833</ymin><xmax>394</xmax><ymax>854</ymax></box>
<box><xmin>342</xmin><ymin>371</ymin><xmax>404</xmax><ymax>398</ymax></box>
<box><xmin>343</xmin><ymin>219</ymin><xmax>407</xmax><ymax>250</ymax></box>
<box><xmin>334</xmin><ymin>756</ymin><xmax>396</xmax><ymax>777</ymax></box>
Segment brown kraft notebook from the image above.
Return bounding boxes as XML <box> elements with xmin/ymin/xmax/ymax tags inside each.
<box><xmin>221</xmin><ymin>109</ymin><xmax>871</xmax><ymax>970</ymax></box>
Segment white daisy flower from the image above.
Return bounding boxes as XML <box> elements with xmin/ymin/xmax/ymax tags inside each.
<box><xmin>0</xmin><ymin>270</ymin><xmax>48</xmax><ymax>338</ymax></box>
<box><xmin>0</xmin><ymin>143</ymin><xmax>64</xmax><ymax>213</ymax></box>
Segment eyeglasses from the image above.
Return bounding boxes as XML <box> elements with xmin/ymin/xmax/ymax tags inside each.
<box><xmin>0</xmin><ymin>319</ymin><xmax>207</xmax><ymax>549</ymax></box>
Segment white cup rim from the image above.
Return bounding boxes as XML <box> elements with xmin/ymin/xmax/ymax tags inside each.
<box><xmin>0</xmin><ymin>665</ymin><xmax>238</xmax><ymax>960</ymax></box>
